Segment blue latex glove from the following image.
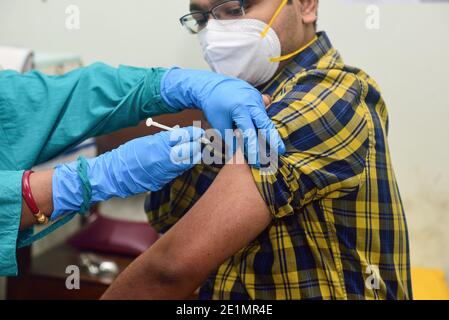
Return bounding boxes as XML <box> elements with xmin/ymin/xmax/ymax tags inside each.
<box><xmin>51</xmin><ymin>126</ymin><xmax>204</xmax><ymax>220</ymax></box>
<box><xmin>160</xmin><ymin>68</ymin><xmax>286</xmax><ymax>164</ymax></box>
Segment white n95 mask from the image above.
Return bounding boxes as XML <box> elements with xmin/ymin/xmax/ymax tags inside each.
<box><xmin>198</xmin><ymin>19</ymin><xmax>281</xmax><ymax>87</ymax></box>
<box><xmin>197</xmin><ymin>0</ymin><xmax>318</xmax><ymax>87</ymax></box>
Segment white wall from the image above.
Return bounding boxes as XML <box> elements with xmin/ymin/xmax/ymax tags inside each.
<box><xmin>0</xmin><ymin>0</ymin><xmax>448</xmax><ymax>296</ymax></box>
<box><xmin>0</xmin><ymin>0</ymin><xmax>207</xmax><ymax>68</ymax></box>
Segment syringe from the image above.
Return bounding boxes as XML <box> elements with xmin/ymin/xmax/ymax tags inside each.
<box><xmin>146</xmin><ymin>118</ymin><xmax>211</xmax><ymax>145</ymax></box>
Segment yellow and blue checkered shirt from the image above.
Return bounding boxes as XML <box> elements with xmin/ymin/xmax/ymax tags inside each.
<box><xmin>145</xmin><ymin>32</ymin><xmax>412</xmax><ymax>300</ymax></box>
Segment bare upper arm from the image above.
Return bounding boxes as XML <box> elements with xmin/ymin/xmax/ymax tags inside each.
<box><xmin>154</xmin><ymin>150</ymin><xmax>271</xmax><ymax>277</ymax></box>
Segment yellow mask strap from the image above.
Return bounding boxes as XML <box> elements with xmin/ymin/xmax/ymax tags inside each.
<box><xmin>270</xmin><ymin>36</ymin><xmax>318</xmax><ymax>62</ymax></box>
<box><xmin>261</xmin><ymin>0</ymin><xmax>289</xmax><ymax>39</ymax></box>
<box><xmin>260</xmin><ymin>0</ymin><xmax>318</xmax><ymax>63</ymax></box>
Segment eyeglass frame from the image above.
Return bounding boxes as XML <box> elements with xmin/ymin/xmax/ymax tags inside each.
<box><xmin>179</xmin><ymin>0</ymin><xmax>246</xmax><ymax>34</ymax></box>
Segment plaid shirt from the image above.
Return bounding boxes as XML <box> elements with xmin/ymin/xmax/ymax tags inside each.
<box><xmin>145</xmin><ymin>32</ymin><xmax>412</xmax><ymax>300</ymax></box>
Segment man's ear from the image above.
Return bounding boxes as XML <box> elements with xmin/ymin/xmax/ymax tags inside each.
<box><xmin>298</xmin><ymin>0</ymin><xmax>318</xmax><ymax>26</ymax></box>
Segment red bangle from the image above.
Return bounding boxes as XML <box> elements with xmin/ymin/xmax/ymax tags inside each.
<box><xmin>22</xmin><ymin>170</ymin><xmax>48</xmax><ymax>225</ymax></box>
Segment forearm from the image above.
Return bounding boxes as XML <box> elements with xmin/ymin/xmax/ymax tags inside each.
<box><xmin>19</xmin><ymin>169</ymin><xmax>54</xmax><ymax>231</ymax></box>
<box><xmin>101</xmin><ymin>242</ymin><xmax>202</xmax><ymax>300</ymax></box>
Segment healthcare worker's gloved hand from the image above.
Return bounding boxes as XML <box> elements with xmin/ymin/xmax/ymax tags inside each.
<box><xmin>160</xmin><ymin>68</ymin><xmax>286</xmax><ymax>163</ymax></box>
<box><xmin>51</xmin><ymin>126</ymin><xmax>204</xmax><ymax>220</ymax></box>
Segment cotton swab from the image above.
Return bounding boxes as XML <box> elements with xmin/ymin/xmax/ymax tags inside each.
<box><xmin>146</xmin><ymin>118</ymin><xmax>211</xmax><ymax>145</ymax></box>
<box><xmin>146</xmin><ymin>118</ymin><xmax>174</xmax><ymax>131</ymax></box>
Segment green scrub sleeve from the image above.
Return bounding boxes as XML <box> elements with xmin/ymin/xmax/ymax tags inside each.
<box><xmin>0</xmin><ymin>63</ymin><xmax>174</xmax><ymax>276</ymax></box>
<box><xmin>0</xmin><ymin>63</ymin><xmax>173</xmax><ymax>166</ymax></box>
<box><xmin>0</xmin><ymin>171</ymin><xmax>24</xmax><ymax>276</ymax></box>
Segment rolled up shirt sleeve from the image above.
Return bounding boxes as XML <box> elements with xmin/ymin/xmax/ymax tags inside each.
<box><xmin>251</xmin><ymin>73</ymin><xmax>370</xmax><ymax>219</ymax></box>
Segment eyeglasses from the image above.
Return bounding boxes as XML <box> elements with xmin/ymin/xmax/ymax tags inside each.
<box><xmin>180</xmin><ymin>0</ymin><xmax>246</xmax><ymax>34</ymax></box>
